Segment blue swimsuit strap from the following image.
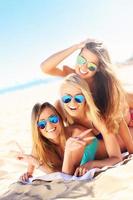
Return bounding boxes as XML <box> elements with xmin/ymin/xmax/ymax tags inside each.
<box><xmin>80</xmin><ymin>138</ymin><xmax>98</xmax><ymax>166</ymax></box>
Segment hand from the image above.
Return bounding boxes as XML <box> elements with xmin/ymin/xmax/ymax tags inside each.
<box><xmin>16</xmin><ymin>152</ymin><xmax>38</xmax><ymax>167</ymax></box>
<box><xmin>76</xmin><ymin>38</ymin><xmax>97</xmax><ymax>49</ymax></box>
<box><xmin>19</xmin><ymin>172</ymin><xmax>33</xmax><ymax>182</ymax></box>
<box><xmin>65</xmin><ymin>129</ymin><xmax>94</xmax><ymax>152</ymax></box>
<box><xmin>74</xmin><ymin>161</ymin><xmax>93</xmax><ymax>177</ymax></box>
<box><xmin>65</xmin><ymin>137</ymin><xmax>86</xmax><ymax>152</ymax></box>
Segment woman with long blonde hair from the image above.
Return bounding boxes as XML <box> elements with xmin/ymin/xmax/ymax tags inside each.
<box><xmin>59</xmin><ymin>73</ymin><xmax>133</xmax><ymax>176</ymax></box>
<box><xmin>16</xmin><ymin>102</ymin><xmax>97</xmax><ymax>180</ymax></box>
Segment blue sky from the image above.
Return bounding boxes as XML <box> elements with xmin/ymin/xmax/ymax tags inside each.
<box><xmin>0</xmin><ymin>0</ymin><xmax>133</xmax><ymax>88</ymax></box>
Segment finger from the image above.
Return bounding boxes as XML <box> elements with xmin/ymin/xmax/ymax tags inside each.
<box><xmin>83</xmin><ymin>136</ymin><xmax>96</xmax><ymax>142</ymax></box>
<box><xmin>74</xmin><ymin>168</ymin><xmax>80</xmax><ymax>177</ymax></box>
<box><xmin>78</xmin><ymin>129</ymin><xmax>92</xmax><ymax>139</ymax></box>
<box><xmin>82</xmin><ymin>168</ymin><xmax>88</xmax><ymax>175</ymax></box>
<box><xmin>15</xmin><ymin>142</ymin><xmax>24</xmax><ymax>153</ymax></box>
<box><xmin>78</xmin><ymin>168</ymin><xmax>83</xmax><ymax>176</ymax></box>
<box><xmin>23</xmin><ymin>173</ymin><xmax>28</xmax><ymax>181</ymax></box>
<box><xmin>73</xmin><ymin>139</ymin><xmax>86</xmax><ymax>146</ymax></box>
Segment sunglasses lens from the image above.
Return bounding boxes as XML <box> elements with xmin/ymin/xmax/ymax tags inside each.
<box><xmin>38</xmin><ymin>120</ymin><xmax>46</xmax><ymax>129</ymax></box>
<box><xmin>62</xmin><ymin>95</ymin><xmax>72</xmax><ymax>103</ymax></box>
<box><xmin>49</xmin><ymin>115</ymin><xmax>59</xmax><ymax>123</ymax></box>
<box><xmin>76</xmin><ymin>55</ymin><xmax>86</xmax><ymax>65</ymax></box>
<box><xmin>88</xmin><ymin>63</ymin><xmax>97</xmax><ymax>71</ymax></box>
<box><xmin>74</xmin><ymin>95</ymin><xmax>85</xmax><ymax>103</ymax></box>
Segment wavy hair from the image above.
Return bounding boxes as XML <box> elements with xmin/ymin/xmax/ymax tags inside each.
<box><xmin>60</xmin><ymin>72</ymin><xmax>124</xmax><ymax>134</ymax></box>
<box><xmin>31</xmin><ymin>102</ymin><xmax>67</xmax><ymax>172</ymax></box>
<box><xmin>81</xmin><ymin>41</ymin><xmax>126</xmax><ymax>133</ymax></box>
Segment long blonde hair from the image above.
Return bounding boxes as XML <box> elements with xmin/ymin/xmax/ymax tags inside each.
<box><xmin>60</xmin><ymin>73</ymin><xmax>100</xmax><ymax>126</ymax></box>
<box><xmin>60</xmin><ymin>73</ymin><xmax>123</xmax><ymax>133</ymax></box>
<box><xmin>31</xmin><ymin>102</ymin><xmax>67</xmax><ymax>172</ymax></box>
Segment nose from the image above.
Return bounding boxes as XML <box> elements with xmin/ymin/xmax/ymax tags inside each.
<box><xmin>80</xmin><ymin>64</ymin><xmax>88</xmax><ymax>71</ymax></box>
<box><xmin>70</xmin><ymin>97</ymin><xmax>77</xmax><ymax>106</ymax></box>
<box><xmin>45</xmin><ymin>121</ymin><xmax>53</xmax><ymax>131</ymax></box>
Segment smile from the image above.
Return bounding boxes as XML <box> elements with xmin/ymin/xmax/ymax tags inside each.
<box><xmin>68</xmin><ymin>106</ymin><xmax>77</xmax><ymax>110</ymax></box>
<box><xmin>47</xmin><ymin>127</ymin><xmax>56</xmax><ymax>133</ymax></box>
<box><xmin>79</xmin><ymin>68</ymin><xmax>88</xmax><ymax>75</ymax></box>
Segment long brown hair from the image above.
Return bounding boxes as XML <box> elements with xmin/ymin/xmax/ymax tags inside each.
<box><xmin>31</xmin><ymin>102</ymin><xmax>67</xmax><ymax>172</ymax></box>
<box><xmin>81</xmin><ymin>41</ymin><xmax>126</xmax><ymax>132</ymax></box>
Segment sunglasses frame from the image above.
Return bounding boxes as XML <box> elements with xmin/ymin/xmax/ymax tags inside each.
<box><xmin>61</xmin><ymin>94</ymin><xmax>85</xmax><ymax>104</ymax></box>
<box><xmin>76</xmin><ymin>55</ymin><xmax>98</xmax><ymax>72</ymax></box>
<box><xmin>37</xmin><ymin>115</ymin><xmax>59</xmax><ymax>129</ymax></box>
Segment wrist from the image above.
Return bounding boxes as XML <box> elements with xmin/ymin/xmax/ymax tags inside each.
<box><xmin>71</xmin><ymin>44</ymin><xmax>80</xmax><ymax>51</ymax></box>
<box><xmin>27</xmin><ymin>171</ymin><xmax>33</xmax><ymax>176</ymax></box>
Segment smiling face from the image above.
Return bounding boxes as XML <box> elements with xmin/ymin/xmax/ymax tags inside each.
<box><xmin>60</xmin><ymin>84</ymin><xmax>86</xmax><ymax>118</ymax></box>
<box><xmin>75</xmin><ymin>48</ymin><xmax>99</xmax><ymax>79</ymax></box>
<box><xmin>38</xmin><ymin>107</ymin><xmax>62</xmax><ymax>143</ymax></box>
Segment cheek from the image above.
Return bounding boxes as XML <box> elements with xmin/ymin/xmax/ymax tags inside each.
<box><xmin>40</xmin><ymin>130</ymin><xmax>47</xmax><ymax>138</ymax></box>
<box><xmin>75</xmin><ymin>65</ymin><xmax>80</xmax><ymax>73</ymax></box>
<box><xmin>56</xmin><ymin>124</ymin><xmax>62</xmax><ymax>132</ymax></box>
<box><xmin>63</xmin><ymin>103</ymin><xmax>69</xmax><ymax>111</ymax></box>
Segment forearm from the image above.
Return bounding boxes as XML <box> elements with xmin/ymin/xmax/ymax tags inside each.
<box><xmin>62</xmin><ymin>151</ymin><xmax>74</xmax><ymax>175</ymax></box>
<box><xmin>40</xmin><ymin>44</ymin><xmax>79</xmax><ymax>75</ymax></box>
<box><xmin>27</xmin><ymin>164</ymin><xmax>35</xmax><ymax>175</ymax></box>
<box><xmin>119</xmin><ymin>119</ymin><xmax>133</xmax><ymax>153</ymax></box>
<box><xmin>90</xmin><ymin>156</ymin><xmax>122</xmax><ymax>169</ymax></box>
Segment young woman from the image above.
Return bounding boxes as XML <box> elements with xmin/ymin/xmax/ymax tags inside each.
<box><xmin>58</xmin><ymin>73</ymin><xmax>133</xmax><ymax>175</ymax></box>
<box><xmin>16</xmin><ymin>102</ymin><xmax>99</xmax><ymax>181</ymax></box>
<box><xmin>40</xmin><ymin>39</ymin><xmax>133</xmax><ymax>129</ymax></box>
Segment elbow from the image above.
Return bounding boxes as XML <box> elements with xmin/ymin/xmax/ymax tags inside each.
<box><xmin>40</xmin><ymin>62</ymin><xmax>49</xmax><ymax>74</ymax></box>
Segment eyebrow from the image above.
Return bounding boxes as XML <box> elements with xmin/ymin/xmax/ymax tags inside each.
<box><xmin>63</xmin><ymin>93</ymin><xmax>83</xmax><ymax>96</ymax></box>
<box><xmin>39</xmin><ymin>114</ymin><xmax>55</xmax><ymax>121</ymax></box>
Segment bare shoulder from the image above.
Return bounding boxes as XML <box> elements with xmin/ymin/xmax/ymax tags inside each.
<box><xmin>66</xmin><ymin>124</ymin><xmax>87</xmax><ymax>137</ymax></box>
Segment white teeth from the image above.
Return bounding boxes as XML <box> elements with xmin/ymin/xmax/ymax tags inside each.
<box><xmin>69</xmin><ymin>106</ymin><xmax>77</xmax><ymax>110</ymax></box>
<box><xmin>47</xmin><ymin>128</ymin><xmax>56</xmax><ymax>133</ymax></box>
<box><xmin>79</xmin><ymin>68</ymin><xmax>88</xmax><ymax>74</ymax></box>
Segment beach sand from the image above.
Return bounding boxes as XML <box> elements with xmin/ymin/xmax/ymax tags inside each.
<box><xmin>0</xmin><ymin>67</ymin><xmax>133</xmax><ymax>199</ymax></box>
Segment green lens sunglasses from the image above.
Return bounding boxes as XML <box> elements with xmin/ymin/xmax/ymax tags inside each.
<box><xmin>76</xmin><ymin>55</ymin><xmax>98</xmax><ymax>71</ymax></box>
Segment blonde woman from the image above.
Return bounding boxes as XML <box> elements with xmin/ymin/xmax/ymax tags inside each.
<box><xmin>58</xmin><ymin>73</ymin><xmax>133</xmax><ymax>176</ymax></box>
<box><xmin>40</xmin><ymin>39</ymin><xmax>133</xmax><ymax>130</ymax></box>
<box><xmin>16</xmin><ymin>102</ymin><xmax>99</xmax><ymax>181</ymax></box>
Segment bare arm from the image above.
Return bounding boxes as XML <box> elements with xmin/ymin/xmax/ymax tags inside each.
<box><xmin>93</xmin><ymin>120</ymin><xmax>122</xmax><ymax>163</ymax></box>
<box><xmin>40</xmin><ymin>41</ymin><xmax>87</xmax><ymax>76</ymax></box>
<box><xmin>62</xmin><ymin>129</ymin><xmax>95</xmax><ymax>175</ymax></box>
<box><xmin>118</xmin><ymin>118</ymin><xmax>133</xmax><ymax>153</ymax></box>
<box><xmin>74</xmin><ymin>133</ymin><xmax>122</xmax><ymax>177</ymax></box>
<box><xmin>18</xmin><ymin>153</ymin><xmax>53</xmax><ymax>181</ymax></box>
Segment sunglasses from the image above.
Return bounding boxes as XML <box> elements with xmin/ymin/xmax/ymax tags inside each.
<box><xmin>76</xmin><ymin>55</ymin><xmax>97</xmax><ymax>71</ymax></box>
<box><xmin>37</xmin><ymin>115</ymin><xmax>59</xmax><ymax>129</ymax></box>
<box><xmin>61</xmin><ymin>94</ymin><xmax>85</xmax><ymax>104</ymax></box>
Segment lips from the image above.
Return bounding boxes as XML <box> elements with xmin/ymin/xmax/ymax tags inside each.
<box><xmin>68</xmin><ymin>106</ymin><xmax>77</xmax><ymax>110</ymax></box>
<box><xmin>47</xmin><ymin>127</ymin><xmax>56</xmax><ymax>133</ymax></box>
<box><xmin>79</xmin><ymin>68</ymin><xmax>88</xmax><ymax>75</ymax></box>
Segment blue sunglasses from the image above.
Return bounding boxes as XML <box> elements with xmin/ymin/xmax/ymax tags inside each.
<box><xmin>37</xmin><ymin>115</ymin><xmax>59</xmax><ymax>129</ymax></box>
<box><xmin>61</xmin><ymin>94</ymin><xmax>85</xmax><ymax>104</ymax></box>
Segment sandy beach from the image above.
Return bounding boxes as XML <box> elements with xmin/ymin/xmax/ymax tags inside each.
<box><xmin>0</xmin><ymin>67</ymin><xmax>133</xmax><ymax>199</ymax></box>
